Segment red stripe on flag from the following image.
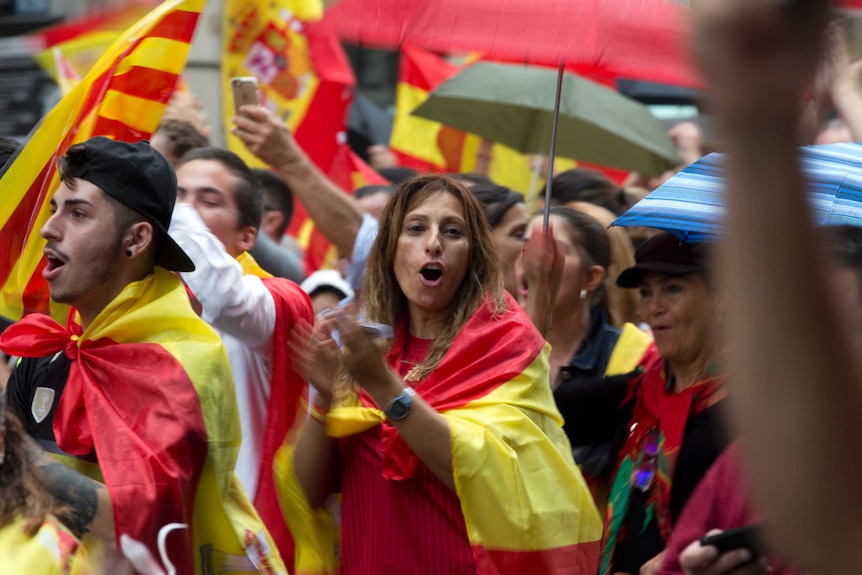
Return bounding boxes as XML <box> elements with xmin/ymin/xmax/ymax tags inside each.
<box><xmin>399</xmin><ymin>46</ymin><xmax>457</xmax><ymax>92</ymax></box>
<box><xmin>305</xmin><ymin>20</ymin><xmax>356</xmax><ymax>86</ymax></box>
<box><xmin>148</xmin><ymin>9</ymin><xmax>200</xmax><ymax>44</ymax></box>
<box><xmin>392</xmin><ymin>149</ymin><xmax>446</xmax><ymax>174</ymax></box>
<box><xmin>22</xmin><ymin>260</ymin><xmax>50</xmax><ymax>316</ymax></box>
<box><xmin>0</xmin><ymin>161</ymin><xmax>54</xmax><ymax>288</ymax></box>
<box><xmin>90</xmin><ymin>116</ymin><xmax>153</xmax><ymax>143</ymax></box>
<box><xmin>107</xmin><ymin>67</ymin><xmax>179</xmax><ymax>104</ymax></box>
<box><xmin>472</xmin><ymin>540</ymin><xmax>601</xmax><ymax>575</ymax></box>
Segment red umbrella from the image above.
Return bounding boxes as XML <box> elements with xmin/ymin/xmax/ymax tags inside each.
<box><xmin>323</xmin><ymin>0</ymin><xmax>699</xmax><ymax>88</ymax></box>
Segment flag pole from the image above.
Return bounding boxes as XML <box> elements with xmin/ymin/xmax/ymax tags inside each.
<box><xmin>543</xmin><ymin>62</ymin><xmax>564</xmax><ymax>233</ymax></box>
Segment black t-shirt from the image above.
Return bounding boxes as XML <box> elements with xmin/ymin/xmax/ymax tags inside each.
<box><xmin>7</xmin><ymin>353</ymin><xmax>98</xmax><ymax>465</ymax></box>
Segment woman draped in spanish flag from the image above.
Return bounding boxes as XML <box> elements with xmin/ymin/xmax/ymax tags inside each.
<box><xmin>276</xmin><ymin>174</ymin><xmax>602</xmax><ymax>575</ymax></box>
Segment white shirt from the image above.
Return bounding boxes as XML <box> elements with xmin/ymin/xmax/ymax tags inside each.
<box><xmin>169</xmin><ymin>203</ymin><xmax>275</xmax><ymax>497</ymax></box>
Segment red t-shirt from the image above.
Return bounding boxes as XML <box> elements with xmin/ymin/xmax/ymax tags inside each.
<box><xmin>338</xmin><ymin>334</ymin><xmax>477</xmax><ymax>574</ymax></box>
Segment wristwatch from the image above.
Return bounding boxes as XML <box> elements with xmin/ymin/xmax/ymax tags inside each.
<box><xmin>384</xmin><ymin>387</ymin><xmax>416</xmax><ymax>421</ymax></box>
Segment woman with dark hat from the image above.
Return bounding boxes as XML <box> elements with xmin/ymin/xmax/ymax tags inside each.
<box><xmin>555</xmin><ymin>232</ymin><xmax>732</xmax><ymax>575</ymax></box>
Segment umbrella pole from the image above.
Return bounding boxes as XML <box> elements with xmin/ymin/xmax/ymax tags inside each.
<box><xmin>543</xmin><ymin>63</ymin><xmax>564</xmax><ymax>233</ymax></box>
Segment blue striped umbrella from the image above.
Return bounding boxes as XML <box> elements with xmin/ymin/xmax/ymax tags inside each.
<box><xmin>611</xmin><ymin>142</ymin><xmax>862</xmax><ymax>241</ymax></box>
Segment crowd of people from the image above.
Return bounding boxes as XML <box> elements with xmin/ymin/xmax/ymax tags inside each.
<box><xmin>1</xmin><ymin>1</ymin><xmax>862</xmax><ymax>574</ymax></box>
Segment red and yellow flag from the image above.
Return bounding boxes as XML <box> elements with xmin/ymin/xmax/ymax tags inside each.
<box><xmin>391</xmin><ymin>47</ymin><xmax>581</xmax><ymax>197</ymax></box>
<box><xmin>275</xmin><ymin>295</ymin><xmax>603</xmax><ymax>574</ymax></box>
<box><xmin>28</xmin><ymin>1</ymin><xmax>158</xmax><ymax>81</ymax></box>
<box><xmin>0</xmin><ymin>0</ymin><xmax>205</xmax><ymax>322</ymax></box>
<box><xmin>223</xmin><ymin>0</ymin><xmax>384</xmax><ymax>273</ymax></box>
<box><xmin>0</xmin><ymin>268</ymin><xmax>285</xmax><ymax>575</ymax></box>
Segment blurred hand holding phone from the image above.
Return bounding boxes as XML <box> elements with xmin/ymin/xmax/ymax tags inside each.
<box><xmin>699</xmin><ymin>523</ymin><xmax>766</xmax><ymax>557</ymax></box>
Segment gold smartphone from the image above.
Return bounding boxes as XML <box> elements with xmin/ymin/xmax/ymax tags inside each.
<box><xmin>231</xmin><ymin>76</ymin><xmax>260</xmax><ymax>114</ymax></box>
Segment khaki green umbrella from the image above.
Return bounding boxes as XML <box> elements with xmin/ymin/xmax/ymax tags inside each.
<box><xmin>412</xmin><ymin>62</ymin><xmax>680</xmax><ymax>177</ymax></box>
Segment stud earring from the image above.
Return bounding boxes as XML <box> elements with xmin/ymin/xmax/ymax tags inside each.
<box><xmin>126</xmin><ymin>249</ymin><xmax>133</xmax><ymax>257</ymax></box>
<box><xmin>580</xmin><ymin>289</ymin><xmax>588</xmax><ymax>300</ymax></box>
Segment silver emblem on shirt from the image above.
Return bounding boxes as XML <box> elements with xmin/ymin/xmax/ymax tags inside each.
<box><xmin>31</xmin><ymin>387</ymin><xmax>55</xmax><ymax>423</ymax></box>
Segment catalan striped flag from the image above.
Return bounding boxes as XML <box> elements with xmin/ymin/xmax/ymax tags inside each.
<box><xmin>275</xmin><ymin>295</ymin><xmax>603</xmax><ymax>574</ymax></box>
<box><xmin>0</xmin><ymin>268</ymin><xmax>286</xmax><ymax>575</ymax></box>
<box><xmin>0</xmin><ymin>0</ymin><xmax>204</xmax><ymax>322</ymax></box>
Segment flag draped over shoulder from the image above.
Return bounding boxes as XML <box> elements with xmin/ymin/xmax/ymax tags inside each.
<box><xmin>237</xmin><ymin>252</ymin><xmax>315</xmax><ymax>568</ymax></box>
<box><xmin>223</xmin><ymin>0</ymin><xmax>384</xmax><ymax>273</ymax></box>
<box><xmin>0</xmin><ymin>268</ymin><xmax>286</xmax><ymax>575</ymax></box>
<box><xmin>0</xmin><ymin>0</ymin><xmax>204</xmax><ymax>322</ymax></box>
<box><xmin>275</xmin><ymin>296</ymin><xmax>603</xmax><ymax>574</ymax></box>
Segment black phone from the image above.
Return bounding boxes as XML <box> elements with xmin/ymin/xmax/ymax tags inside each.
<box><xmin>699</xmin><ymin>523</ymin><xmax>766</xmax><ymax>556</ymax></box>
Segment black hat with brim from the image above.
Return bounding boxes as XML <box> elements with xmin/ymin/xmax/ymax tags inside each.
<box><xmin>616</xmin><ymin>232</ymin><xmax>707</xmax><ymax>288</ymax></box>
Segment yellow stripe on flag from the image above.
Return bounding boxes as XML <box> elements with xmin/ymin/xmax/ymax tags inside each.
<box><xmin>114</xmin><ymin>36</ymin><xmax>192</xmax><ymax>76</ymax></box>
<box><xmin>98</xmin><ymin>90</ymin><xmax>167</xmax><ymax>129</ymax></box>
<box><xmin>445</xmin><ymin>344</ymin><xmax>602</xmax><ymax>552</ymax></box>
<box><xmin>390</xmin><ymin>82</ymin><xmax>449</xmax><ymax>167</ymax></box>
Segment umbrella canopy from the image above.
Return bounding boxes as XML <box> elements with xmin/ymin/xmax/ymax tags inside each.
<box><xmin>323</xmin><ymin>0</ymin><xmax>698</xmax><ymax>88</ymax></box>
<box><xmin>611</xmin><ymin>143</ymin><xmax>862</xmax><ymax>241</ymax></box>
<box><xmin>411</xmin><ymin>62</ymin><xmax>680</xmax><ymax>176</ymax></box>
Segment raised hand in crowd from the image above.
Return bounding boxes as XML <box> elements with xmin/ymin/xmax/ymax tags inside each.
<box><xmin>518</xmin><ymin>218</ymin><xmax>564</xmax><ymax>336</ymax></box>
<box><xmin>232</xmin><ymin>105</ymin><xmax>364</xmax><ymax>259</ymax></box>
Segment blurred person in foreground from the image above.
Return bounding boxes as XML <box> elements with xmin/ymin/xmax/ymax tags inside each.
<box><xmin>695</xmin><ymin>1</ymin><xmax>862</xmax><ymax>573</ymax></box>
<box><xmin>553</xmin><ymin>233</ymin><xmax>730</xmax><ymax>575</ymax></box>
<box><xmin>0</xmin><ymin>137</ymin><xmax>284</xmax><ymax>573</ymax></box>
<box><xmin>278</xmin><ymin>174</ymin><xmax>602</xmax><ymax>574</ymax></box>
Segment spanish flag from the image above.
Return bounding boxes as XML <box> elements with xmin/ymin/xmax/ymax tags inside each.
<box><xmin>0</xmin><ymin>0</ymin><xmax>204</xmax><ymax>322</ymax></box>
<box><xmin>275</xmin><ymin>296</ymin><xmax>603</xmax><ymax>574</ymax></box>
<box><xmin>223</xmin><ymin>0</ymin><xmax>382</xmax><ymax>273</ymax></box>
<box><xmin>391</xmin><ymin>47</ymin><xmax>579</xmax><ymax>196</ymax></box>
<box><xmin>0</xmin><ymin>268</ymin><xmax>286</xmax><ymax>575</ymax></box>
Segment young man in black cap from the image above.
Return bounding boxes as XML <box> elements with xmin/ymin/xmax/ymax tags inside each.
<box><xmin>1</xmin><ymin>136</ymin><xmax>285</xmax><ymax>574</ymax></box>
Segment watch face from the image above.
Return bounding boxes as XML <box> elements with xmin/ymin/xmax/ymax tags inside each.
<box><xmin>386</xmin><ymin>388</ymin><xmax>415</xmax><ymax>420</ymax></box>
<box><xmin>389</xmin><ymin>400</ymin><xmax>410</xmax><ymax>419</ymax></box>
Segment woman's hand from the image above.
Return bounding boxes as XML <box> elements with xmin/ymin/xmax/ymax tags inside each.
<box><xmin>289</xmin><ymin>315</ymin><xmax>341</xmax><ymax>406</ymax></box>
<box><xmin>519</xmin><ymin>219</ymin><xmax>564</xmax><ymax>336</ymax></box>
<box><xmin>334</xmin><ymin>312</ymin><xmax>398</xmax><ymax>398</ymax></box>
<box><xmin>639</xmin><ymin>550</ymin><xmax>666</xmax><ymax>575</ymax></box>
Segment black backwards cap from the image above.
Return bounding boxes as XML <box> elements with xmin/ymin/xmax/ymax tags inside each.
<box><xmin>63</xmin><ymin>137</ymin><xmax>194</xmax><ymax>272</ymax></box>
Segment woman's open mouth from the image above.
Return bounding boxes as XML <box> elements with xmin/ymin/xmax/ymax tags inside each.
<box><xmin>419</xmin><ymin>265</ymin><xmax>443</xmax><ymax>287</ymax></box>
